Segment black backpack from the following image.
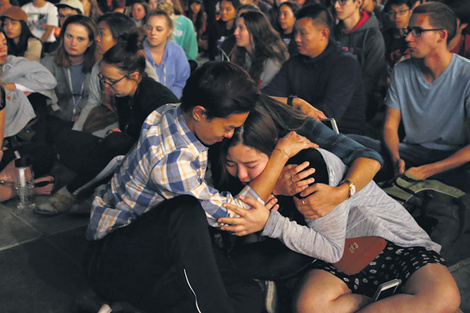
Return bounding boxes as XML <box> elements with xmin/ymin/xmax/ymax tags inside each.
<box><xmin>380</xmin><ymin>173</ymin><xmax>470</xmax><ymax>246</ymax></box>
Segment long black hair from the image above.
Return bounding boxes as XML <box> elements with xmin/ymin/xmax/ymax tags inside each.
<box><xmin>232</xmin><ymin>10</ymin><xmax>288</xmax><ymax>85</ymax></box>
<box><xmin>211</xmin><ymin>94</ymin><xmax>311</xmax><ymax>188</ymax></box>
<box><xmin>2</xmin><ymin>19</ymin><xmax>41</xmax><ymax>58</ymax></box>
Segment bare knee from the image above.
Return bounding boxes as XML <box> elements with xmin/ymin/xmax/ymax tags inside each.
<box><xmin>427</xmin><ymin>283</ymin><xmax>460</xmax><ymax>313</ymax></box>
<box><xmin>294</xmin><ymin>294</ymin><xmax>319</xmax><ymax>313</ymax></box>
<box><xmin>293</xmin><ymin>269</ymin><xmax>360</xmax><ymax>313</ymax></box>
<box><xmin>403</xmin><ymin>264</ymin><xmax>461</xmax><ymax>313</ymax></box>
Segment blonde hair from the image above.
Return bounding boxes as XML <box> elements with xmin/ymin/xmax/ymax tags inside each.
<box><xmin>147</xmin><ymin>9</ymin><xmax>174</xmax><ymax>32</ymax></box>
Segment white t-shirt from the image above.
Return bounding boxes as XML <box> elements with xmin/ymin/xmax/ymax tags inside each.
<box><xmin>22</xmin><ymin>2</ymin><xmax>58</xmax><ymax>43</ymax></box>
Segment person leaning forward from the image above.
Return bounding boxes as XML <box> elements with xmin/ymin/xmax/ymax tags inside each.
<box><xmin>84</xmin><ymin>61</ymin><xmax>317</xmax><ymax>313</ymax></box>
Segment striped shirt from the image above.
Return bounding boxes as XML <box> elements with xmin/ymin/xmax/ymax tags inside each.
<box><xmin>86</xmin><ymin>103</ymin><xmax>262</xmax><ymax>240</ymax></box>
<box><xmin>262</xmin><ymin>148</ymin><xmax>440</xmax><ymax>263</ymax></box>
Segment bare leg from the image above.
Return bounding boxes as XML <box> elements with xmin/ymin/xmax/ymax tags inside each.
<box><xmin>293</xmin><ymin>269</ymin><xmax>370</xmax><ymax>313</ymax></box>
<box><xmin>358</xmin><ymin>264</ymin><xmax>460</xmax><ymax>313</ymax></box>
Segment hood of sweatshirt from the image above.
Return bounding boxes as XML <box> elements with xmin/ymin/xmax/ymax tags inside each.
<box><xmin>333</xmin><ymin>12</ymin><xmax>383</xmax><ymax>65</ymax></box>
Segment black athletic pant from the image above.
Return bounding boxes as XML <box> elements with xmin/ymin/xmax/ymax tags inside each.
<box><xmin>84</xmin><ymin>196</ymin><xmax>264</xmax><ymax>313</ymax></box>
<box><xmin>55</xmin><ymin>130</ymin><xmax>134</xmax><ymax>195</ymax></box>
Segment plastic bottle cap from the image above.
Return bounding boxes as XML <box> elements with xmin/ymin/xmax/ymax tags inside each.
<box><xmin>15</xmin><ymin>156</ymin><xmax>32</xmax><ymax>168</ymax></box>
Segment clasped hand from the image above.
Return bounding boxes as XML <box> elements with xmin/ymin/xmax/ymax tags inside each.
<box><xmin>276</xmin><ymin>163</ymin><xmax>342</xmax><ymax>220</ymax></box>
<box><xmin>218</xmin><ymin>195</ymin><xmax>279</xmax><ymax>236</ymax></box>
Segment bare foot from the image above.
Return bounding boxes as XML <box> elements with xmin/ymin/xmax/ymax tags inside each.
<box><xmin>35</xmin><ymin>176</ymin><xmax>55</xmax><ymax>195</ymax></box>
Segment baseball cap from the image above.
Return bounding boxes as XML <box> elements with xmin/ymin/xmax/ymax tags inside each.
<box><xmin>56</xmin><ymin>0</ymin><xmax>84</xmax><ymax>14</ymax></box>
<box><xmin>1</xmin><ymin>6</ymin><xmax>28</xmax><ymax>22</ymax></box>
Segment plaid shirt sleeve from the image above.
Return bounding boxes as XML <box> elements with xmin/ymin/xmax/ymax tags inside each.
<box><xmin>86</xmin><ymin>104</ymin><xmax>264</xmax><ymax>240</ymax></box>
<box><xmin>150</xmin><ymin>146</ymin><xmax>264</xmax><ymax>226</ymax></box>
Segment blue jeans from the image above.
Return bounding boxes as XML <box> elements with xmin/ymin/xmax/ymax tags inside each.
<box><xmin>348</xmin><ymin>135</ymin><xmax>470</xmax><ymax>192</ymax></box>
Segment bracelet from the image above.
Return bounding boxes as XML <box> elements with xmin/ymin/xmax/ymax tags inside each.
<box><xmin>287</xmin><ymin>95</ymin><xmax>296</xmax><ymax>107</ymax></box>
<box><xmin>274</xmin><ymin>148</ymin><xmax>290</xmax><ymax>158</ymax></box>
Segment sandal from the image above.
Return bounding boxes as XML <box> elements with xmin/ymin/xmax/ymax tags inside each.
<box><xmin>34</xmin><ymin>186</ymin><xmax>76</xmax><ymax>215</ymax></box>
<box><xmin>34</xmin><ymin>176</ymin><xmax>55</xmax><ymax>195</ymax></box>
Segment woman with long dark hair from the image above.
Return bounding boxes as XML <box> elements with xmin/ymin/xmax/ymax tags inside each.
<box><xmin>1</xmin><ymin>6</ymin><xmax>42</xmax><ymax>61</ymax></box>
<box><xmin>130</xmin><ymin>0</ymin><xmax>148</xmax><ymax>26</ymax></box>
<box><xmin>41</xmin><ymin>15</ymin><xmax>97</xmax><ymax>137</ymax></box>
<box><xmin>277</xmin><ymin>2</ymin><xmax>299</xmax><ymax>56</ymax></box>
<box><xmin>216</xmin><ymin>96</ymin><xmax>460</xmax><ymax>313</ymax></box>
<box><xmin>186</xmin><ymin>0</ymin><xmax>207</xmax><ymax>53</ymax></box>
<box><xmin>232</xmin><ymin>10</ymin><xmax>288</xmax><ymax>88</ymax></box>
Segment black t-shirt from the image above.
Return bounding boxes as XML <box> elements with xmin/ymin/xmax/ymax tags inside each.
<box><xmin>383</xmin><ymin>28</ymin><xmax>408</xmax><ymax>69</ymax></box>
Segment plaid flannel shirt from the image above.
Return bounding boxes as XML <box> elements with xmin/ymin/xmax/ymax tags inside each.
<box><xmin>86</xmin><ymin>103</ymin><xmax>262</xmax><ymax>240</ymax></box>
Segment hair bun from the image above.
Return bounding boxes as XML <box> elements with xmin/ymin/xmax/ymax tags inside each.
<box><xmin>118</xmin><ymin>27</ymin><xmax>146</xmax><ymax>52</ymax></box>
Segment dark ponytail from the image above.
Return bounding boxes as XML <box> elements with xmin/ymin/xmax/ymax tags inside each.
<box><xmin>101</xmin><ymin>27</ymin><xmax>147</xmax><ymax>75</ymax></box>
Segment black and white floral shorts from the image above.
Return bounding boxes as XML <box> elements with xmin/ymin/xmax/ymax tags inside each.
<box><xmin>310</xmin><ymin>241</ymin><xmax>446</xmax><ymax>298</ymax></box>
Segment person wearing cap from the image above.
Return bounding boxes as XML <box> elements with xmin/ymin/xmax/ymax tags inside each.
<box><xmin>21</xmin><ymin>0</ymin><xmax>59</xmax><ymax>53</ymax></box>
<box><xmin>1</xmin><ymin>6</ymin><xmax>43</xmax><ymax>61</ymax></box>
<box><xmin>56</xmin><ymin>0</ymin><xmax>83</xmax><ymax>27</ymax></box>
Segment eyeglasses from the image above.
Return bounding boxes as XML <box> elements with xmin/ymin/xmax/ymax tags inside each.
<box><xmin>58</xmin><ymin>13</ymin><xmax>76</xmax><ymax>20</ymax></box>
<box><xmin>98</xmin><ymin>72</ymin><xmax>128</xmax><ymax>88</ymax></box>
<box><xmin>386</xmin><ymin>9</ymin><xmax>409</xmax><ymax>17</ymax></box>
<box><xmin>403</xmin><ymin>26</ymin><xmax>443</xmax><ymax>37</ymax></box>
<box><xmin>330</xmin><ymin>0</ymin><xmax>349</xmax><ymax>6</ymax></box>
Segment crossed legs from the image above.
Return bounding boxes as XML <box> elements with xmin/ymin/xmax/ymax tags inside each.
<box><xmin>293</xmin><ymin>263</ymin><xmax>460</xmax><ymax>313</ymax></box>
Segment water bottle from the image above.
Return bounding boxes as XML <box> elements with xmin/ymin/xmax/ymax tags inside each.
<box><xmin>15</xmin><ymin>156</ymin><xmax>35</xmax><ymax>210</ymax></box>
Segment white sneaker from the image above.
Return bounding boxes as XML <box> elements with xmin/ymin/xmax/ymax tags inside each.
<box><xmin>34</xmin><ymin>186</ymin><xmax>76</xmax><ymax>215</ymax></box>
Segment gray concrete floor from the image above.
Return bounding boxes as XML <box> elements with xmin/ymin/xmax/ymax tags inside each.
<box><xmin>0</xmin><ymin>194</ymin><xmax>469</xmax><ymax>313</ymax></box>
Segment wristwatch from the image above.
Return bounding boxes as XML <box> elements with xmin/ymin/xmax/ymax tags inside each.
<box><xmin>287</xmin><ymin>95</ymin><xmax>297</xmax><ymax>106</ymax></box>
<box><xmin>340</xmin><ymin>179</ymin><xmax>356</xmax><ymax>198</ymax></box>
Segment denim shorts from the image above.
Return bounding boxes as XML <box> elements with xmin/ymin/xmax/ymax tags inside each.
<box><xmin>310</xmin><ymin>241</ymin><xmax>446</xmax><ymax>297</ymax></box>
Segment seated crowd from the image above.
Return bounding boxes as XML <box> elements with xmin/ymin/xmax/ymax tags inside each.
<box><xmin>0</xmin><ymin>0</ymin><xmax>469</xmax><ymax>312</ymax></box>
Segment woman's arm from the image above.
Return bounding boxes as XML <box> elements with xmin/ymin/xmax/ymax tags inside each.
<box><xmin>5</xmin><ymin>56</ymin><xmax>57</xmax><ymax>92</ymax></box>
<box><xmin>72</xmin><ymin>64</ymin><xmax>102</xmax><ymax>132</ymax></box>
<box><xmin>171</xmin><ymin>45</ymin><xmax>191</xmax><ymax>98</ymax></box>
<box><xmin>270</xmin><ymin>96</ymin><xmax>327</xmax><ymax>121</ymax></box>
<box><xmin>249</xmin><ymin>132</ymin><xmax>319</xmax><ymax>202</ymax></box>
<box><xmin>220</xmin><ymin>196</ymin><xmax>348</xmax><ymax>262</ymax></box>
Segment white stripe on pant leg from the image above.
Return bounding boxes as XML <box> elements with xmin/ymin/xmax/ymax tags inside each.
<box><xmin>183</xmin><ymin>268</ymin><xmax>203</xmax><ymax>313</ymax></box>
